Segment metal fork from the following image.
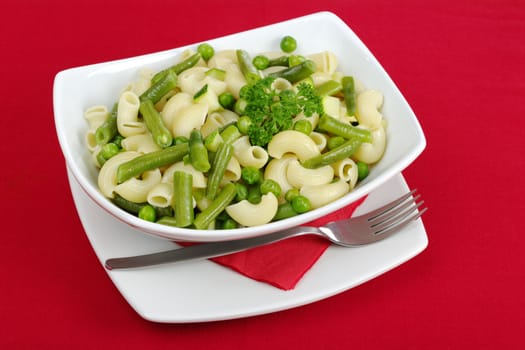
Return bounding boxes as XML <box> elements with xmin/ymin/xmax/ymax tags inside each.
<box><xmin>105</xmin><ymin>189</ymin><xmax>426</xmax><ymax>270</ymax></box>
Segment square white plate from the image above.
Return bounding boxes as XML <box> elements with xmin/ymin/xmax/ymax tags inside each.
<box><xmin>68</xmin><ymin>168</ymin><xmax>427</xmax><ymax>323</ymax></box>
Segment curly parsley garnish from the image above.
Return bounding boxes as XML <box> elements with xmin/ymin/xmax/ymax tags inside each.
<box><xmin>239</xmin><ymin>77</ymin><xmax>324</xmax><ymax>147</ymax></box>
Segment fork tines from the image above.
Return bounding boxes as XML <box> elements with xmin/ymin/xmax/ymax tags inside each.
<box><xmin>368</xmin><ymin>189</ymin><xmax>427</xmax><ymax>235</ymax></box>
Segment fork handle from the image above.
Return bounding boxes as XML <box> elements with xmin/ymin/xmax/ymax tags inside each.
<box><xmin>105</xmin><ymin>226</ymin><xmax>318</xmax><ymax>270</ymax></box>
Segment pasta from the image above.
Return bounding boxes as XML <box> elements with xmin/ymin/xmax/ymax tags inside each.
<box><xmin>356</xmin><ymin>89</ymin><xmax>384</xmax><ymax>130</ymax></box>
<box><xmin>117</xmin><ymin>91</ymin><xmax>146</xmax><ymax>137</ymax></box>
<box><xmin>171</xmin><ymin>103</ymin><xmax>208</xmax><ymax>138</ymax></box>
<box><xmin>98</xmin><ymin>151</ymin><xmax>141</xmax><ymax>198</ymax></box>
<box><xmin>225</xmin><ymin>193</ymin><xmax>278</xmax><ymax>226</ymax></box>
<box><xmin>286</xmin><ymin>159</ymin><xmax>334</xmax><ymax>188</ymax></box>
<box><xmin>232</xmin><ymin>136</ymin><xmax>269</xmax><ymax>169</ymax></box>
<box><xmin>300</xmin><ymin>180</ymin><xmax>350</xmax><ymax>209</ymax></box>
<box><xmin>85</xmin><ymin>37</ymin><xmax>388</xmax><ymax>229</ymax></box>
<box><xmin>121</xmin><ymin>133</ymin><xmax>161</xmax><ymax>154</ymax></box>
<box><xmin>267</xmin><ymin>130</ymin><xmax>320</xmax><ymax>161</ymax></box>
<box><xmin>352</xmin><ymin>124</ymin><xmax>387</xmax><ymax>164</ymax></box>
<box><xmin>84</xmin><ymin>105</ymin><xmax>109</xmax><ymax>151</ymax></box>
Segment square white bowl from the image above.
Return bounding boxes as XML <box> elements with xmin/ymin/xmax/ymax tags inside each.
<box><xmin>54</xmin><ymin>11</ymin><xmax>426</xmax><ymax>242</ymax></box>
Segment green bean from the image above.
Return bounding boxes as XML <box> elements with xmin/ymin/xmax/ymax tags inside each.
<box><xmin>268</xmin><ymin>55</ymin><xmax>290</xmax><ymax>67</ymax></box>
<box><xmin>116</xmin><ymin>143</ymin><xmax>189</xmax><ymax>183</ymax></box>
<box><xmin>205</xmin><ymin>68</ymin><xmax>226</xmax><ymax>81</ymax></box>
<box><xmin>189</xmin><ymin>129</ymin><xmax>210</xmax><ymax>172</ymax></box>
<box><xmin>156</xmin><ymin>216</ymin><xmax>178</xmax><ymax>226</ymax></box>
<box><xmin>206</xmin><ymin>142</ymin><xmax>233</xmax><ymax>199</ymax></box>
<box><xmin>317</xmin><ymin>114</ymin><xmax>372</xmax><ymax>143</ymax></box>
<box><xmin>204</xmin><ymin>130</ymin><xmax>223</xmax><ymax>152</ymax></box>
<box><xmin>268</xmin><ymin>59</ymin><xmax>316</xmax><ymax>83</ymax></box>
<box><xmin>95</xmin><ymin>103</ymin><xmax>118</xmax><ymax>146</ymax></box>
<box><xmin>173</xmin><ymin>171</ymin><xmax>194</xmax><ymax>227</ymax></box>
<box><xmin>140</xmin><ymin>70</ymin><xmax>178</xmax><ymax>104</ymax></box>
<box><xmin>139</xmin><ymin>99</ymin><xmax>173</xmax><ymax>148</ymax></box>
<box><xmin>220</xmin><ymin>124</ymin><xmax>241</xmax><ymax>144</ymax></box>
<box><xmin>152</xmin><ymin>53</ymin><xmax>201</xmax><ymax>83</ymax></box>
<box><xmin>111</xmin><ymin>193</ymin><xmax>173</xmax><ymax>217</ymax></box>
<box><xmin>194</xmin><ymin>183</ymin><xmax>236</xmax><ymax>229</ymax></box>
<box><xmin>98</xmin><ymin>143</ymin><xmax>120</xmax><ymax>165</ymax></box>
<box><xmin>341</xmin><ymin>76</ymin><xmax>357</xmax><ymax>116</ymax></box>
<box><xmin>193</xmin><ymin>84</ymin><xmax>208</xmax><ymax>100</ymax></box>
<box><xmin>315</xmin><ymin>80</ymin><xmax>342</xmax><ymax>96</ymax></box>
<box><xmin>302</xmin><ymin>138</ymin><xmax>362</xmax><ymax>169</ymax></box>
<box><xmin>236</xmin><ymin>49</ymin><xmax>260</xmax><ymax>85</ymax></box>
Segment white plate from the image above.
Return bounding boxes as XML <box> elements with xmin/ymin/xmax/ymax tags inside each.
<box><xmin>68</xmin><ymin>168</ymin><xmax>428</xmax><ymax>323</ymax></box>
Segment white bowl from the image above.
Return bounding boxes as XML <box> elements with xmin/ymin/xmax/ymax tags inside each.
<box><xmin>53</xmin><ymin>11</ymin><xmax>426</xmax><ymax>242</ymax></box>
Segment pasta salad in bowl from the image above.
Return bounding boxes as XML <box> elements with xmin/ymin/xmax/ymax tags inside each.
<box><xmin>54</xmin><ymin>12</ymin><xmax>425</xmax><ymax>242</ymax></box>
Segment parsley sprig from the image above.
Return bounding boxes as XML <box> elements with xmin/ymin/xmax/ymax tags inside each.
<box><xmin>239</xmin><ymin>77</ymin><xmax>323</xmax><ymax>147</ymax></box>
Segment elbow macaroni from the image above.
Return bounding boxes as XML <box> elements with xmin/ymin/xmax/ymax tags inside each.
<box><xmin>226</xmin><ymin>193</ymin><xmax>278</xmax><ymax>226</ymax></box>
<box><xmin>117</xmin><ymin>91</ymin><xmax>146</xmax><ymax>137</ymax></box>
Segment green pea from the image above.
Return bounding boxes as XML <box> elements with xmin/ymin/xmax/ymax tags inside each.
<box><xmin>327</xmin><ymin>136</ymin><xmax>346</xmax><ymax>150</ymax></box>
<box><xmin>173</xmin><ymin>136</ymin><xmax>189</xmax><ymax>145</ymax></box>
<box><xmin>197</xmin><ymin>43</ymin><xmax>214</xmax><ymax>61</ymax></box>
<box><xmin>357</xmin><ymin>161</ymin><xmax>369</xmax><ymax>181</ymax></box>
<box><xmin>235</xmin><ymin>183</ymin><xmax>248</xmax><ymax>201</ymax></box>
<box><xmin>234</xmin><ymin>98</ymin><xmax>248</xmax><ymax>115</ymax></box>
<box><xmin>100</xmin><ymin>142</ymin><xmax>119</xmax><ymax>160</ymax></box>
<box><xmin>110</xmin><ymin>134</ymin><xmax>124</xmax><ymax>148</ymax></box>
<box><xmin>252</xmin><ymin>55</ymin><xmax>270</xmax><ymax>70</ymax></box>
<box><xmin>221</xmin><ymin>218</ymin><xmax>238</xmax><ymax>229</ymax></box>
<box><xmin>241</xmin><ymin>166</ymin><xmax>262</xmax><ymax>185</ymax></box>
<box><xmin>293</xmin><ymin>119</ymin><xmax>312</xmax><ymax>135</ymax></box>
<box><xmin>138</xmin><ymin>205</ymin><xmax>157</xmax><ymax>222</ymax></box>
<box><xmin>288</xmin><ymin>54</ymin><xmax>305</xmax><ymax>67</ymax></box>
<box><xmin>291</xmin><ymin>195</ymin><xmax>311</xmax><ymax>214</ymax></box>
<box><xmin>280</xmin><ymin>35</ymin><xmax>297</xmax><ymax>53</ymax></box>
<box><xmin>218</xmin><ymin>92</ymin><xmax>235</xmax><ymax>110</ymax></box>
<box><xmin>237</xmin><ymin>115</ymin><xmax>252</xmax><ymax>135</ymax></box>
<box><xmin>285</xmin><ymin>188</ymin><xmax>300</xmax><ymax>202</ymax></box>
<box><xmin>247</xmin><ymin>185</ymin><xmax>262</xmax><ymax>204</ymax></box>
<box><xmin>260</xmin><ymin>179</ymin><xmax>281</xmax><ymax>198</ymax></box>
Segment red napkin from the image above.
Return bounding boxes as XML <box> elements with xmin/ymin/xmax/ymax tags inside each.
<box><xmin>180</xmin><ymin>197</ymin><xmax>366</xmax><ymax>290</ymax></box>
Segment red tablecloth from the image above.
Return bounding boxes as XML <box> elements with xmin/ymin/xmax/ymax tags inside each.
<box><xmin>2</xmin><ymin>0</ymin><xmax>523</xmax><ymax>348</ymax></box>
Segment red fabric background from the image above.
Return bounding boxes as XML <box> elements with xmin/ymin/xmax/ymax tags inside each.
<box><xmin>1</xmin><ymin>0</ymin><xmax>523</xmax><ymax>349</ymax></box>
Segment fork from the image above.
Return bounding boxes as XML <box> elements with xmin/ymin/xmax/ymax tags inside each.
<box><xmin>105</xmin><ymin>189</ymin><xmax>426</xmax><ymax>270</ymax></box>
